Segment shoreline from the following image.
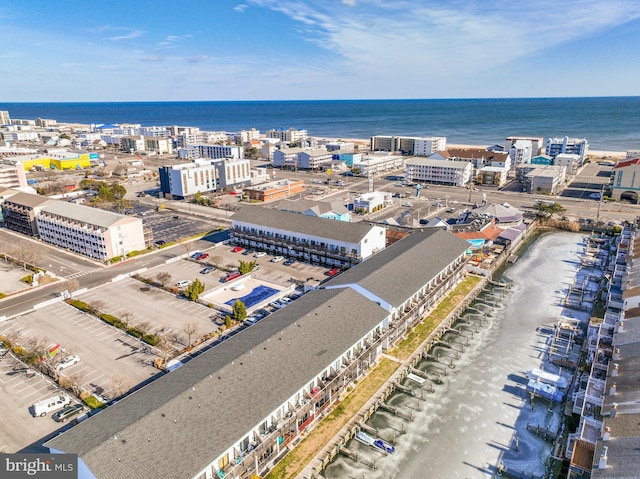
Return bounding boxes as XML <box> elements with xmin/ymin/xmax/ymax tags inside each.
<box><xmin>315</xmin><ymin>137</ymin><xmax>628</xmax><ymax>159</ymax></box>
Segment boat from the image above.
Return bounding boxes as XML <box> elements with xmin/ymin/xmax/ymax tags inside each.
<box><xmin>374</xmin><ymin>438</ymin><xmax>395</xmax><ymax>454</ymax></box>
<box><xmin>526</xmin><ymin>368</ymin><xmax>568</xmax><ymax>389</ymax></box>
<box><xmin>406</xmin><ymin>373</ymin><xmax>426</xmax><ymax>385</ymax></box>
<box><xmin>526</xmin><ymin>379</ymin><xmax>565</xmax><ymax>403</ymax></box>
<box><xmin>355</xmin><ymin>431</ymin><xmax>376</xmax><ymax>447</ymax></box>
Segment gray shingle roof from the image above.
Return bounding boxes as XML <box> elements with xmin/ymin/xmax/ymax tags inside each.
<box><xmin>276</xmin><ymin>199</ymin><xmax>348</xmax><ymax>217</ymax></box>
<box><xmin>324</xmin><ymin>229</ymin><xmax>469</xmax><ymax>307</ymax></box>
<box><xmin>232</xmin><ymin>206</ymin><xmax>373</xmax><ymax>244</ymax></box>
<box><xmin>3</xmin><ymin>191</ymin><xmax>52</xmax><ymax>208</ymax></box>
<box><xmin>39</xmin><ymin>201</ymin><xmax>132</xmax><ymax>229</ymax></box>
<box><xmin>45</xmin><ymin>288</ymin><xmax>388</xmax><ymax>479</ymax></box>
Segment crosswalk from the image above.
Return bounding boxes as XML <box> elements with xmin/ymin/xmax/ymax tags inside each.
<box><xmin>65</xmin><ymin>268</ymin><xmax>99</xmax><ymax>280</ymax></box>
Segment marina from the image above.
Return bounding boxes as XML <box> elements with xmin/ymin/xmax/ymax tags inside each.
<box><xmin>322</xmin><ymin>231</ymin><xmax>595</xmax><ymax>478</ymax></box>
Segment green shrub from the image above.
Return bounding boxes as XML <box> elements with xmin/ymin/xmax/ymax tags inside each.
<box><xmin>0</xmin><ymin>292</ymin><xmax>6</xmax><ymax>299</ymax></box>
<box><xmin>99</xmin><ymin>313</ymin><xmax>127</xmax><ymax>329</ymax></box>
<box><xmin>67</xmin><ymin>299</ymin><xmax>92</xmax><ymax>313</ymax></box>
<box><xmin>127</xmin><ymin>327</ymin><xmax>144</xmax><ymax>338</ymax></box>
<box><xmin>142</xmin><ymin>334</ymin><xmax>159</xmax><ymax>346</ymax></box>
<box><xmin>83</xmin><ymin>396</ymin><xmax>105</xmax><ymax>410</ymax></box>
<box><xmin>21</xmin><ymin>275</ymin><xmax>34</xmax><ymax>284</ymax></box>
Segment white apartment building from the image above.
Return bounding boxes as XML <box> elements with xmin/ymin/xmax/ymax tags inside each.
<box><xmin>353</xmin><ymin>154</ymin><xmax>406</xmax><ymax>177</ymax></box>
<box><xmin>545</xmin><ymin>136</ymin><xmax>589</xmax><ymax>163</ymax></box>
<box><xmin>231</xmin><ymin>207</ymin><xmax>386</xmax><ymax>266</ymax></box>
<box><xmin>220</xmin><ymin>158</ymin><xmax>251</xmax><ymax>189</ymax></box>
<box><xmin>238</xmin><ymin>128</ymin><xmax>260</xmax><ymax>143</ymax></box>
<box><xmin>197</xmin><ymin>144</ymin><xmax>242</xmax><ymax>160</ymax></box>
<box><xmin>404</xmin><ymin>158</ymin><xmax>473</xmax><ymax>186</ymax></box>
<box><xmin>159</xmin><ymin>160</ymin><xmax>222</xmax><ymax>199</ymax></box>
<box><xmin>509</xmin><ymin>139</ymin><xmax>532</xmax><ymax>169</ymax></box>
<box><xmin>140</xmin><ymin>126</ymin><xmax>171</xmax><ymax>138</ymax></box>
<box><xmin>266</xmin><ymin>128</ymin><xmax>308</xmax><ymax>143</ymax></box>
<box><xmin>3</xmin><ymin>131</ymin><xmax>39</xmax><ymax>141</ymax></box>
<box><xmin>298</xmin><ymin>149</ymin><xmax>333</xmax><ymax>169</ymax></box>
<box><xmin>370</xmin><ymin>136</ymin><xmax>446</xmax><ymax>155</ymax></box>
<box><xmin>554</xmin><ymin>153</ymin><xmax>580</xmax><ymax>178</ymax></box>
<box><xmin>121</xmin><ymin>136</ymin><xmax>146</xmax><ymax>153</ymax></box>
<box><xmin>144</xmin><ymin>137</ymin><xmax>173</xmax><ymax>154</ymax></box>
<box><xmin>273</xmin><ymin>147</ymin><xmax>304</xmax><ymax>169</ymax></box>
<box><xmin>36</xmin><ymin>201</ymin><xmax>146</xmax><ymax>261</ymax></box>
<box><xmin>505</xmin><ymin>136</ymin><xmax>544</xmax><ymax>156</ymax></box>
<box><xmin>517</xmin><ymin>165</ymin><xmax>566</xmax><ymax>194</ymax></box>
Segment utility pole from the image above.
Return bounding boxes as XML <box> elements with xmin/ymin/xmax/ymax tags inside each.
<box><xmin>596</xmin><ymin>184</ymin><xmax>605</xmax><ymax>220</ymax></box>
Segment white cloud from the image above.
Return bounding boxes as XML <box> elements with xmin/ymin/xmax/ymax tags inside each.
<box><xmin>106</xmin><ymin>30</ymin><xmax>144</xmax><ymax>41</ymax></box>
<box><xmin>234</xmin><ymin>4</ymin><xmax>249</xmax><ymax>13</ymax></box>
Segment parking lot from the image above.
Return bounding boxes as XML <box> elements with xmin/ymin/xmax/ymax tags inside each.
<box><xmin>78</xmin><ymin>277</ymin><xmax>219</xmax><ymax>350</ymax></box>
<box><xmin>0</xmin><ymin>352</ymin><xmax>79</xmax><ymax>453</ymax></box>
<box><xmin>0</xmin><ymin>303</ymin><xmax>159</xmax><ymax>402</ymax></box>
<box><xmin>0</xmin><ymin>262</ymin><xmax>33</xmax><ymax>296</ymax></box>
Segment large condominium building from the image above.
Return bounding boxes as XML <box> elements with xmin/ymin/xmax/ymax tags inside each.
<box><xmin>159</xmin><ymin>158</ymin><xmax>251</xmax><ymax>199</ymax></box>
<box><xmin>266</xmin><ymin>128</ymin><xmax>308</xmax><ymax>143</ymax></box>
<box><xmin>370</xmin><ymin>135</ymin><xmax>446</xmax><ymax>156</ymax></box>
<box><xmin>120</xmin><ymin>136</ymin><xmax>146</xmax><ymax>153</ymax></box>
<box><xmin>272</xmin><ymin>147</ymin><xmax>304</xmax><ymax>169</ymax></box>
<box><xmin>404</xmin><ymin>158</ymin><xmax>473</xmax><ymax>186</ymax></box>
<box><xmin>45</xmin><ymin>228</ymin><xmax>469</xmax><ymax>479</ymax></box>
<box><xmin>516</xmin><ymin>165</ymin><xmax>566</xmax><ymax>194</ymax></box>
<box><xmin>1</xmin><ymin>192</ymin><xmax>52</xmax><ymax>236</ymax></box>
<box><xmin>298</xmin><ymin>149</ymin><xmax>333</xmax><ymax>169</ymax></box>
<box><xmin>545</xmin><ymin>136</ymin><xmax>589</xmax><ymax>163</ymax></box>
<box><xmin>231</xmin><ymin>207</ymin><xmax>386</xmax><ymax>266</ymax></box>
<box><xmin>554</xmin><ymin>153</ymin><xmax>581</xmax><ymax>178</ymax></box>
<box><xmin>238</xmin><ymin>128</ymin><xmax>260</xmax><ymax>143</ymax></box>
<box><xmin>37</xmin><ymin>202</ymin><xmax>146</xmax><ymax>261</ymax></box>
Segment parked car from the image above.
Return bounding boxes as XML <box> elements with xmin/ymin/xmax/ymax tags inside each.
<box><xmin>191</xmin><ymin>251</ymin><xmax>203</xmax><ymax>259</ymax></box>
<box><xmin>176</xmin><ymin>280</ymin><xmax>192</xmax><ymax>289</ymax></box>
<box><xmin>271</xmin><ymin>256</ymin><xmax>285</xmax><ymax>263</ymax></box>
<box><xmin>254</xmin><ymin>251</ymin><xmax>267</xmax><ymax>258</ymax></box>
<box><xmin>196</xmin><ymin>253</ymin><xmax>209</xmax><ymax>261</ymax></box>
<box><xmin>53</xmin><ymin>404</ymin><xmax>85</xmax><ymax>423</ymax></box>
<box><xmin>200</xmin><ymin>266</ymin><xmax>216</xmax><ymax>274</ymax></box>
<box><xmin>326</xmin><ymin>268</ymin><xmax>340</xmax><ymax>277</ymax></box>
<box><xmin>283</xmin><ymin>259</ymin><xmax>296</xmax><ymax>266</ymax></box>
<box><xmin>155</xmin><ymin>239</ymin><xmax>166</xmax><ymax>246</ymax></box>
<box><xmin>231</xmin><ymin>246</ymin><xmax>244</xmax><ymax>253</ymax></box>
<box><xmin>402</xmin><ymin>202</ymin><xmax>413</xmax><ymax>207</ymax></box>
<box><xmin>33</xmin><ymin>395</ymin><xmax>72</xmax><ymax>417</ymax></box>
<box><xmin>589</xmin><ymin>192</ymin><xmax>602</xmax><ymax>200</ymax></box>
<box><xmin>55</xmin><ymin>355</ymin><xmax>80</xmax><ymax>372</ymax></box>
<box><xmin>222</xmin><ymin>272</ymin><xmax>241</xmax><ymax>283</ymax></box>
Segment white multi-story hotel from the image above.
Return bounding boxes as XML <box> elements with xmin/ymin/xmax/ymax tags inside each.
<box><xmin>0</xmin><ymin>161</ymin><xmax>27</xmax><ymax>189</ymax></box>
<box><xmin>353</xmin><ymin>191</ymin><xmax>393</xmax><ymax>213</ymax></box>
<box><xmin>298</xmin><ymin>149</ymin><xmax>333</xmax><ymax>169</ymax></box>
<box><xmin>159</xmin><ymin>158</ymin><xmax>251</xmax><ymax>199</ymax></box>
<box><xmin>238</xmin><ymin>128</ymin><xmax>260</xmax><ymax>143</ymax></box>
<box><xmin>554</xmin><ymin>153</ymin><xmax>581</xmax><ymax>178</ymax></box>
<box><xmin>266</xmin><ymin>127</ymin><xmax>308</xmax><ymax>143</ymax></box>
<box><xmin>36</xmin><ymin>202</ymin><xmax>146</xmax><ymax>261</ymax></box>
<box><xmin>273</xmin><ymin>147</ymin><xmax>304</xmax><ymax>168</ymax></box>
<box><xmin>404</xmin><ymin>158</ymin><xmax>474</xmax><ymax>186</ymax></box>
<box><xmin>545</xmin><ymin>136</ymin><xmax>589</xmax><ymax>163</ymax></box>
<box><xmin>370</xmin><ymin>136</ymin><xmax>446</xmax><ymax>156</ymax></box>
<box><xmin>505</xmin><ymin>136</ymin><xmax>544</xmax><ymax>156</ymax></box>
<box><xmin>353</xmin><ymin>154</ymin><xmax>406</xmax><ymax>177</ymax></box>
<box><xmin>0</xmin><ymin>110</ymin><xmax>10</xmax><ymax>125</ymax></box>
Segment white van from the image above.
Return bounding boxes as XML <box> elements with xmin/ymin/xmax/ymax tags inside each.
<box><xmin>33</xmin><ymin>395</ymin><xmax>71</xmax><ymax>417</ymax></box>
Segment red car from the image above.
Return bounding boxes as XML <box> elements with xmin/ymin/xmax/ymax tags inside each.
<box><xmin>196</xmin><ymin>253</ymin><xmax>209</xmax><ymax>261</ymax></box>
<box><xmin>231</xmin><ymin>246</ymin><xmax>243</xmax><ymax>253</ymax></box>
<box><xmin>326</xmin><ymin>268</ymin><xmax>340</xmax><ymax>277</ymax></box>
<box><xmin>222</xmin><ymin>271</ymin><xmax>242</xmax><ymax>282</ymax></box>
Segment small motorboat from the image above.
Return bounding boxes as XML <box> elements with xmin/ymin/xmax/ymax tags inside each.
<box><xmin>355</xmin><ymin>431</ymin><xmax>376</xmax><ymax>447</ymax></box>
<box><xmin>374</xmin><ymin>438</ymin><xmax>395</xmax><ymax>454</ymax></box>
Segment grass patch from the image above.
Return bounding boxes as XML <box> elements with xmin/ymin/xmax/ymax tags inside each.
<box><xmin>265</xmin><ymin>274</ymin><xmax>482</xmax><ymax>479</ymax></box>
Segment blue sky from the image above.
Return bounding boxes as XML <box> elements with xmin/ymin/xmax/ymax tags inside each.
<box><xmin>2</xmin><ymin>0</ymin><xmax>640</xmax><ymax>101</ymax></box>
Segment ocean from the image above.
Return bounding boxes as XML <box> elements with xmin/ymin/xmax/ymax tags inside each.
<box><xmin>2</xmin><ymin>97</ymin><xmax>639</xmax><ymax>151</ymax></box>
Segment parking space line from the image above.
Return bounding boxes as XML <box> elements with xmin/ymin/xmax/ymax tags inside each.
<box><xmin>21</xmin><ymin>384</ymin><xmax>54</xmax><ymax>400</ymax></box>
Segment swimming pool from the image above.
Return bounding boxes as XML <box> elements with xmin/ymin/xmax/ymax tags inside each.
<box><xmin>225</xmin><ymin>285</ymin><xmax>280</xmax><ymax>308</ymax></box>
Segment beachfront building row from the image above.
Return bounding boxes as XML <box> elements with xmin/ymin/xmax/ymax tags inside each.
<box><xmin>370</xmin><ymin>135</ymin><xmax>447</xmax><ymax>156</ymax></box>
<box><xmin>266</xmin><ymin>127</ymin><xmax>308</xmax><ymax>143</ymax></box>
<box><xmin>545</xmin><ymin>136</ymin><xmax>589</xmax><ymax>163</ymax></box>
<box><xmin>404</xmin><ymin>158</ymin><xmax>474</xmax><ymax>186</ymax></box>
<box><xmin>565</xmin><ymin>223</ymin><xmax>640</xmax><ymax>478</ymax></box>
<box><xmin>0</xmin><ymin>191</ymin><xmax>146</xmax><ymax>261</ymax></box>
<box><xmin>45</xmin><ymin>228</ymin><xmax>470</xmax><ymax>479</ymax></box>
<box><xmin>231</xmin><ymin>207</ymin><xmax>386</xmax><ymax>267</ymax></box>
<box><xmin>158</xmin><ymin>158</ymin><xmax>252</xmax><ymax>199</ymax></box>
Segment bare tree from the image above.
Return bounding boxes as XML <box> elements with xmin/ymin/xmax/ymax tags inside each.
<box><xmin>11</xmin><ymin>240</ymin><xmax>43</xmax><ymax>271</ymax></box>
<box><xmin>110</xmin><ymin>375</ymin><xmax>131</xmax><ymax>398</ymax></box>
<box><xmin>156</xmin><ymin>271</ymin><xmax>172</xmax><ymax>288</ymax></box>
<box><xmin>66</xmin><ymin>278</ymin><xmax>81</xmax><ymax>298</ymax></box>
<box><xmin>156</xmin><ymin>334</ymin><xmax>175</xmax><ymax>366</ymax></box>
<box><xmin>183</xmin><ymin>320</ymin><xmax>199</xmax><ymax>347</ymax></box>
<box><xmin>181</xmin><ymin>241</ymin><xmax>193</xmax><ymax>258</ymax></box>
<box><xmin>89</xmin><ymin>299</ymin><xmax>106</xmax><ymax>313</ymax></box>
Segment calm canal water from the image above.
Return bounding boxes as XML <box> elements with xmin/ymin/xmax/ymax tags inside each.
<box><xmin>324</xmin><ymin>231</ymin><xmax>585</xmax><ymax>478</ymax></box>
